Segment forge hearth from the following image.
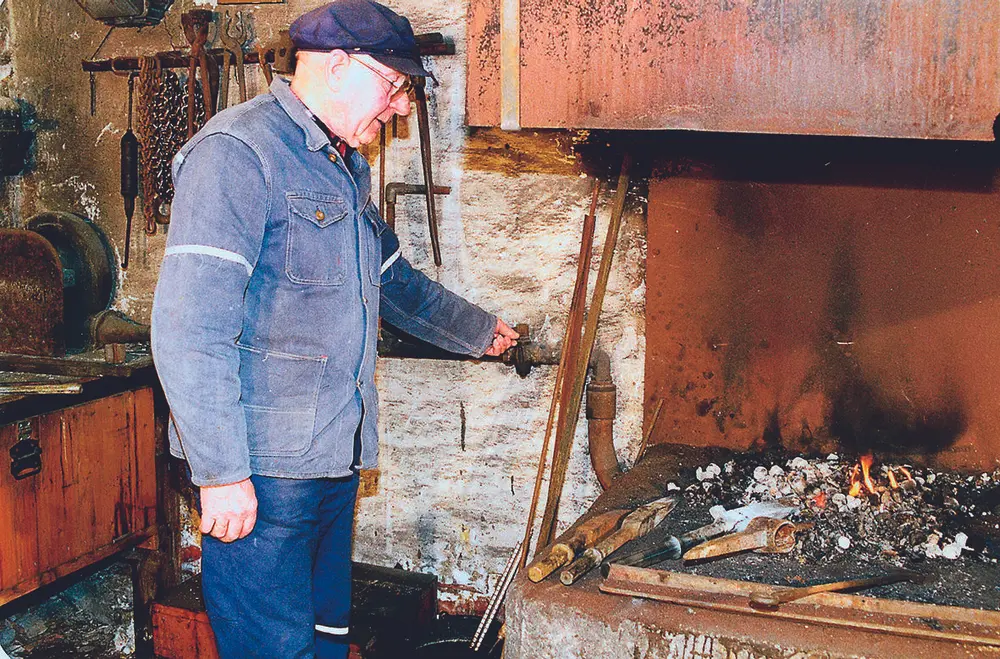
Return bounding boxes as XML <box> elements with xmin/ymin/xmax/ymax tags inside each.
<box><xmin>506</xmin><ymin>446</ymin><xmax>1000</xmax><ymax>658</ymax></box>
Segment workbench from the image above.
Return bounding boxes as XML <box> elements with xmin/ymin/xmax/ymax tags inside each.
<box><xmin>0</xmin><ymin>358</ymin><xmax>178</xmax><ymax>654</ymax></box>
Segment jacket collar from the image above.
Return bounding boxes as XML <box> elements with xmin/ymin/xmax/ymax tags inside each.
<box><xmin>271</xmin><ymin>76</ymin><xmax>331</xmax><ymax>152</ymax></box>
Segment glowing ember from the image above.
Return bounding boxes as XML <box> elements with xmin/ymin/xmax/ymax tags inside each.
<box><xmin>899</xmin><ymin>466</ymin><xmax>913</xmax><ymax>480</ymax></box>
<box><xmin>887</xmin><ymin>469</ymin><xmax>899</xmax><ymax>489</ymax></box>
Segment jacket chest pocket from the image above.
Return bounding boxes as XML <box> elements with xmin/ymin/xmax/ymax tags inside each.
<box><xmin>285</xmin><ymin>191</ymin><xmax>351</xmax><ymax>286</ymax></box>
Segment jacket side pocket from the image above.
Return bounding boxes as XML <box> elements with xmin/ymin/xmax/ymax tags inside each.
<box><xmin>237</xmin><ymin>343</ymin><xmax>327</xmax><ymax>457</ymax></box>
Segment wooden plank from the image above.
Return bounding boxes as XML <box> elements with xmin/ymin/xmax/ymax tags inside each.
<box><xmin>133</xmin><ymin>388</ymin><xmax>157</xmax><ymax>537</ymax></box>
<box><xmin>601</xmin><ymin>565</ymin><xmax>1000</xmax><ymax>647</ymax></box>
<box><xmin>470</xmin><ymin>0</ymin><xmax>1000</xmax><ymax>139</ymax></box>
<box><xmin>466</xmin><ymin>0</ymin><xmax>501</xmax><ymax>127</ymax></box>
<box><xmin>0</xmin><ymin>421</ymin><xmax>40</xmax><ymax>593</ymax></box>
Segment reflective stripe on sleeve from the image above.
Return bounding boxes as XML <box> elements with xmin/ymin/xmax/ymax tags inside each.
<box><xmin>380</xmin><ymin>248</ymin><xmax>401</xmax><ymax>275</ymax></box>
<box><xmin>315</xmin><ymin>624</ymin><xmax>349</xmax><ymax>636</ymax></box>
<box><xmin>165</xmin><ymin>245</ymin><xmax>253</xmax><ymax>276</ymax></box>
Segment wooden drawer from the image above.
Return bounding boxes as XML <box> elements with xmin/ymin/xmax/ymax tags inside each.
<box><xmin>0</xmin><ymin>387</ymin><xmax>157</xmax><ymax>606</ymax></box>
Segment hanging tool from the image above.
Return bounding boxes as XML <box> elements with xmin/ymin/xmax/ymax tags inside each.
<box><xmin>560</xmin><ymin>497</ymin><xmax>676</xmax><ymax>586</ymax></box>
<box><xmin>255</xmin><ymin>44</ymin><xmax>273</xmax><ymax>86</ymax></box>
<box><xmin>379</xmin><ymin>124</ymin><xmax>387</xmax><ymax>218</ymax></box>
<box><xmin>469</xmin><ymin>540</ymin><xmax>522</xmax><ymax>653</ymax></box>
<box><xmin>181</xmin><ymin>9</ymin><xmax>215</xmax><ymax>137</ymax></box>
<box><xmin>219</xmin><ymin>12</ymin><xmax>248</xmax><ymax>107</ymax></box>
<box><xmin>520</xmin><ymin>180</ymin><xmax>601</xmax><ymax>568</ymax></box>
<box><xmin>601</xmin><ymin>499</ymin><xmax>800</xmax><ymax>574</ymax></box>
<box><xmin>120</xmin><ymin>73</ymin><xmax>139</xmax><ymax>270</ymax></box>
<box><xmin>527</xmin><ymin>509</ymin><xmax>628</xmax><ymax>582</ymax></box>
<box><xmin>411</xmin><ymin>76</ymin><xmax>442</xmax><ymax>266</ymax></box>
<box><xmin>681</xmin><ymin>517</ymin><xmax>810</xmax><ymax>562</ymax></box>
<box><xmin>749</xmin><ymin>569</ymin><xmax>927</xmax><ymax>609</ymax></box>
<box><xmin>539</xmin><ymin>155</ymin><xmax>631</xmax><ymax>547</ymax></box>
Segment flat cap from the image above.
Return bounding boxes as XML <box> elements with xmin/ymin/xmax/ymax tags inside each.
<box><xmin>289</xmin><ymin>0</ymin><xmax>431</xmax><ymax>78</ymax></box>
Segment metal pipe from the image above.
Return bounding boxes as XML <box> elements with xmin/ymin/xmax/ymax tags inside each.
<box><xmin>383</xmin><ymin>183</ymin><xmax>451</xmax><ymax>232</ymax></box>
<box><xmin>586</xmin><ymin>347</ymin><xmax>621</xmax><ymax>490</ymax></box>
<box><xmin>378</xmin><ymin>324</ymin><xmax>563</xmax><ymax>377</ymax></box>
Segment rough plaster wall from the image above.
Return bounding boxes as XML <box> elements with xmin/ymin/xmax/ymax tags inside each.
<box><xmin>0</xmin><ymin>0</ymin><xmax>646</xmax><ymax>618</ymax></box>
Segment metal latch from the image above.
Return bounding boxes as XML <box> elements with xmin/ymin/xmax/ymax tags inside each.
<box><xmin>10</xmin><ymin>420</ymin><xmax>42</xmax><ymax>480</ymax></box>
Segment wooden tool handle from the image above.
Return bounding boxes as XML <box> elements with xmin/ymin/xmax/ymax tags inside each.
<box><xmin>560</xmin><ymin>548</ymin><xmax>600</xmax><ymax>585</ymax></box>
<box><xmin>527</xmin><ymin>545</ymin><xmax>573</xmax><ymax>583</ymax></box>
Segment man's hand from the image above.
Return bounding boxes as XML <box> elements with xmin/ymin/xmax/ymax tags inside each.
<box><xmin>200</xmin><ymin>478</ymin><xmax>258</xmax><ymax>543</ymax></box>
<box><xmin>484</xmin><ymin>318</ymin><xmax>519</xmax><ymax>357</ymax></box>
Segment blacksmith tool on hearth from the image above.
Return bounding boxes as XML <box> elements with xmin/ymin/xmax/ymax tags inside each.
<box><xmin>682</xmin><ymin>517</ymin><xmax>812</xmax><ymax>562</ymax></box>
<box><xmin>749</xmin><ymin>569</ymin><xmax>927</xmax><ymax>609</ymax></box>
<box><xmin>560</xmin><ymin>497</ymin><xmax>677</xmax><ymax>585</ymax></box>
<box><xmin>601</xmin><ymin>499</ymin><xmax>800</xmax><ymax>574</ymax></box>
<box><xmin>527</xmin><ymin>509</ymin><xmax>629</xmax><ymax>582</ymax></box>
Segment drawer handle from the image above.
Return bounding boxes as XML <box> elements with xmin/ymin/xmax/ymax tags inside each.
<box><xmin>10</xmin><ymin>420</ymin><xmax>42</xmax><ymax>480</ymax></box>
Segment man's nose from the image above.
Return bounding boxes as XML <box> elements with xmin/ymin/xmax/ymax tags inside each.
<box><xmin>390</xmin><ymin>93</ymin><xmax>412</xmax><ymax>117</ymax></box>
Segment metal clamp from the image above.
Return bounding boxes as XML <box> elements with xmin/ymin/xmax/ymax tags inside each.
<box><xmin>10</xmin><ymin>420</ymin><xmax>42</xmax><ymax>480</ymax></box>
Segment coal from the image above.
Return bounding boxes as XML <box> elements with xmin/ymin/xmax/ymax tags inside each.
<box><xmin>634</xmin><ymin>450</ymin><xmax>1000</xmax><ymax>612</ymax></box>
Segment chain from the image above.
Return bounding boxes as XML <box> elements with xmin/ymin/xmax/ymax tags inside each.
<box><xmin>135</xmin><ymin>56</ymin><xmax>206</xmax><ymax>235</ymax></box>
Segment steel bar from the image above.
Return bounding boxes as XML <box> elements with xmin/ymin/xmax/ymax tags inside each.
<box><xmin>538</xmin><ymin>154</ymin><xmax>631</xmax><ymax>547</ymax></box>
<box><xmin>749</xmin><ymin>570</ymin><xmax>925</xmax><ymax>609</ymax></box>
<box><xmin>0</xmin><ymin>383</ymin><xmax>83</xmax><ymax>395</ymax></box>
<box><xmin>601</xmin><ymin>565</ymin><xmax>999</xmax><ymax>647</ymax></box>
<box><xmin>470</xmin><ymin>540</ymin><xmax>522</xmax><ymax>652</ymax></box>
<box><xmin>82</xmin><ymin>37</ymin><xmax>454</xmax><ymax>73</ymax></box>
<box><xmin>0</xmin><ymin>352</ymin><xmax>150</xmax><ymax>378</ymax></box>
<box><xmin>520</xmin><ymin>180</ymin><xmax>600</xmax><ymax>567</ymax></box>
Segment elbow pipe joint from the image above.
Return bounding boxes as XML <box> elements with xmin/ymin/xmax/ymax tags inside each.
<box><xmin>586</xmin><ymin>347</ymin><xmax>621</xmax><ymax>489</ymax></box>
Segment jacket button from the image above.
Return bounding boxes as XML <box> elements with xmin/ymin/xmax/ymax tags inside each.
<box><xmin>328</xmin><ymin>153</ymin><xmax>337</xmax><ymax>163</ymax></box>
<box><xmin>315</xmin><ymin>209</ymin><xmax>325</xmax><ymax>221</ymax></box>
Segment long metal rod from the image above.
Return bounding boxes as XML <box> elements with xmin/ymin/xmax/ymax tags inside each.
<box><xmin>81</xmin><ymin>36</ymin><xmax>454</xmax><ymax>72</ymax></box>
<box><xmin>471</xmin><ymin>540</ymin><xmax>523</xmax><ymax>652</ymax></box>
<box><xmin>538</xmin><ymin>154</ymin><xmax>631</xmax><ymax>546</ymax></box>
<box><xmin>520</xmin><ymin>180</ymin><xmax>600</xmax><ymax>567</ymax></box>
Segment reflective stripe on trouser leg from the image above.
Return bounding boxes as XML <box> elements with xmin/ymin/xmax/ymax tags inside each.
<box><xmin>314</xmin><ymin>473</ymin><xmax>359</xmax><ymax>659</ymax></box>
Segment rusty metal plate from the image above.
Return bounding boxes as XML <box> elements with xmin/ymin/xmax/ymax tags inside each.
<box><xmin>0</xmin><ymin>229</ymin><xmax>65</xmax><ymax>356</ymax></box>
<box><xmin>644</xmin><ymin>136</ymin><xmax>1000</xmax><ymax>471</ymax></box>
<box><xmin>468</xmin><ymin>0</ymin><xmax>1000</xmax><ymax>140</ymax></box>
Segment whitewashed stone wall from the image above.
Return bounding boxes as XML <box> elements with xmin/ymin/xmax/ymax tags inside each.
<box><xmin>0</xmin><ymin>0</ymin><xmax>647</xmax><ymax>609</ymax></box>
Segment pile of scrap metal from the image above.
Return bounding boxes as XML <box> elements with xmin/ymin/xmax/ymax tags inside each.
<box><xmin>0</xmin><ymin>211</ymin><xmax>149</xmax><ymax>387</ymax></box>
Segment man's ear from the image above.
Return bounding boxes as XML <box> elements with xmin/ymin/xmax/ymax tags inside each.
<box><xmin>324</xmin><ymin>49</ymin><xmax>351</xmax><ymax>91</ymax></box>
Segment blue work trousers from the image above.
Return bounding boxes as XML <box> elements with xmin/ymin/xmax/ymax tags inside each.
<box><xmin>201</xmin><ymin>473</ymin><xmax>358</xmax><ymax>659</ymax></box>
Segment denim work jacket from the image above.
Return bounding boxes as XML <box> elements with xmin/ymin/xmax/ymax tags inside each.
<box><xmin>151</xmin><ymin>78</ymin><xmax>496</xmax><ymax>487</ymax></box>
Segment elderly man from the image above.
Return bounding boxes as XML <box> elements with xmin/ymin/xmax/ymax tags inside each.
<box><xmin>151</xmin><ymin>1</ymin><xmax>517</xmax><ymax>657</ymax></box>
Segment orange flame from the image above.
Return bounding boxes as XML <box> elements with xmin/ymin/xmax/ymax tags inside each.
<box><xmin>848</xmin><ymin>464</ymin><xmax>862</xmax><ymax>497</ymax></box>
<box><xmin>860</xmin><ymin>454</ymin><xmax>876</xmax><ymax>494</ymax></box>
<box><xmin>887</xmin><ymin>469</ymin><xmax>899</xmax><ymax>489</ymax></box>
<box><xmin>899</xmin><ymin>466</ymin><xmax>913</xmax><ymax>480</ymax></box>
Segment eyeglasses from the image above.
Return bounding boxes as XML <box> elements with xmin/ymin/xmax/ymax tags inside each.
<box><xmin>348</xmin><ymin>55</ymin><xmax>412</xmax><ymax>102</ymax></box>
